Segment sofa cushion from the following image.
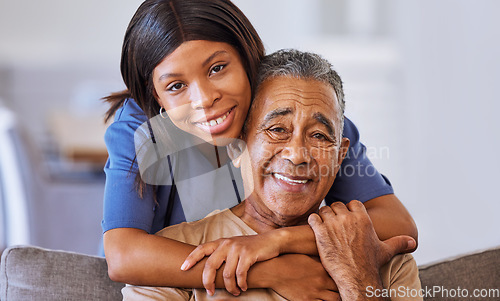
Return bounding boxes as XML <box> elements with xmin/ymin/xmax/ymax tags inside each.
<box><xmin>419</xmin><ymin>247</ymin><xmax>500</xmax><ymax>300</ymax></box>
<box><xmin>0</xmin><ymin>245</ymin><xmax>124</xmax><ymax>301</ymax></box>
<box><xmin>2</xmin><ymin>245</ymin><xmax>499</xmax><ymax>300</ymax></box>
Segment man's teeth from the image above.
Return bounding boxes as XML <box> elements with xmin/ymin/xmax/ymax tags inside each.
<box><xmin>274</xmin><ymin>173</ymin><xmax>308</xmax><ymax>184</ymax></box>
<box><xmin>200</xmin><ymin>111</ymin><xmax>231</xmax><ymax>127</ymax></box>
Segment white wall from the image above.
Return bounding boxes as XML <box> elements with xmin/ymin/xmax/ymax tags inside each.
<box><xmin>0</xmin><ymin>0</ymin><xmax>143</xmax><ymax>142</ymax></box>
<box><xmin>1</xmin><ymin>0</ymin><xmax>499</xmax><ymax>263</ymax></box>
<box><xmin>0</xmin><ymin>0</ymin><xmax>142</xmax><ymax>65</ymax></box>
<box><xmin>390</xmin><ymin>0</ymin><xmax>500</xmax><ymax>264</ymax></box>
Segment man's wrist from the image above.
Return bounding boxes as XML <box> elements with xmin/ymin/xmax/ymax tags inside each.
<box><xmin>336</xmin><ymin>271</ymin><xmax>387</xmax><ymax>301</ymax></box>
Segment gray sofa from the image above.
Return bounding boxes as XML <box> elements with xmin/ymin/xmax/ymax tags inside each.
<box><xmin>1</xmin><ymin>245</ymin><xmax>499</xmax><ymax>300</ymax></box>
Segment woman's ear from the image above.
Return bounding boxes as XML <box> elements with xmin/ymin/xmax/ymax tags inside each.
<box><xmin>227</xmin><ymin>138</ymin><xmax>246</xmax><ymax>168</ymax></box>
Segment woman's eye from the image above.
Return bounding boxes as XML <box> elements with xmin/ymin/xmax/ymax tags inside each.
<box><xmin>168</xmin><ymin>83</ymin><xmax>185</xmax><ymax>91</ymax></box>
<box><xmin>210</xmin><ymin>64</ymin><xmax>225</xmax><ymax>74</ymax></box>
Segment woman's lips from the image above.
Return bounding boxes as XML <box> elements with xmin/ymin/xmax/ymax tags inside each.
<box><xmin>193</xmin><ymin>106</ymin><xmax>236</xmax><ymax>135</ymax></box>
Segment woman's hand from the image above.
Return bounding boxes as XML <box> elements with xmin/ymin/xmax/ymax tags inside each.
<box><xmin>181</xmin><ymin>233</ymin><xmax>283</xmax><ymax>295</ymax></box>
<box><xmin>262</xmin><ymin>254</ymin><xmax>340</xmax><ymax>301</ymax></box>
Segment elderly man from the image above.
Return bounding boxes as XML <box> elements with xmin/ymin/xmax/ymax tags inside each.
<box><xmin>123</xmin><ymin>49</ymin><xmax>421</xmax><ymax>301</ymax></box>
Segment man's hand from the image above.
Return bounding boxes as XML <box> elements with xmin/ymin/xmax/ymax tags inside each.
<box><xmin>308</xmin><ymin>201</ymin><xmax>416</xmax><ymax>300</ymax></box>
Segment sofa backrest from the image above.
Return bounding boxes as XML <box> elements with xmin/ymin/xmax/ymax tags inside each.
<box><xmin>1</xmin><ymin>245</ymin><xmax>499</xmax><ymax>300</ymax></box>
<box><xmin>0</xmin><ymin>245</ymin><xmax>124</xmax><ymax>301</ymax></box>
<box><xmin>418</xmin><ymin>246</ymin><xmax>500</xmax><ymax>300</ymax></box>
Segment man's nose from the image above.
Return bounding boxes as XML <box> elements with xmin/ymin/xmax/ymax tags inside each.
<box><xmin>281</xmin><ymin>135</ymin><xmax>311</xmax><ymax>166</ymax></box>
<box><xmin>190</xmin><ymin>80</ymin><xmax>221</xmax><ymax>109</ymax></box>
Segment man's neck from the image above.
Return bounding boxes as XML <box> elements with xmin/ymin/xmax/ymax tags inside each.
<box><xmin>230</xmin><ymin>201</ymin><xmax>312</xmax><ymax>234</ymax></box>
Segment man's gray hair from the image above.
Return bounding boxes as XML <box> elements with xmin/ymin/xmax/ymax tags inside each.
<box><xmin>253</xmin><ymin>49</ymin><xmax>345</xmax><ymax>135</ymax></box>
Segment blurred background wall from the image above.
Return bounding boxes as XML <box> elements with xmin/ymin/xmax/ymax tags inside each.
<box><xmin>0</xmin><ymin>0</ymin><xmax>498</xmax><ymax>264</ymax></box>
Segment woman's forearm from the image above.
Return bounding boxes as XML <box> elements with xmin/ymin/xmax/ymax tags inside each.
<box><xmin>104</xmin><ymin>193</ymin><xmax>418</xmax><ymax>287</ymax></box>
<box><xmin>264</xmin><ymin>194</ymin><xmax>418</xmax><ymax>255</ymax></box>
<box><xmin>364</xmin><ymin>194</ymin><xmax>419</xmax><ymax>250</ymax></box>
<box><xmin>104</xmin><ymin>228</ymin><xmax>289</xmax><ymax>288</ymax></box>
<box><xmin>104</xmin><ymin>228</ymin><xmax>200</xmax><ymax>286</ymax></box>
<box><xmin>270</xmin><ymin>225</ymin><xmax>318</xmax><ymax>255</ymax></box>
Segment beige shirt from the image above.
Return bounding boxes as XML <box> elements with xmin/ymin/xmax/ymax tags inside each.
<box><xmin>122</xmin><ymin>209</ymin><xmax>422</xmax><ymax>301</ymax></box>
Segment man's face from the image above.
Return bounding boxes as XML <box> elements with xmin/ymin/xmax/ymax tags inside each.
<box><xmin>238</xmin><ymin>76</ymin><xmax>349</xmax><ymax>226</ymax></box>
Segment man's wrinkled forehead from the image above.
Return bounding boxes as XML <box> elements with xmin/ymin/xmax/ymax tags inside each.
<box><xmin>246</xmin><ymin>76</ymin><xmax>340</xmax><ymax>136</ymax></box>
<box><xmin>260</xmin><ymin>106</ymin><xmax>336</xmax><ymax>139</ymax></box>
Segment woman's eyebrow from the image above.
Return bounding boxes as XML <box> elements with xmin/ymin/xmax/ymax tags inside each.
<box><xmin>202</xmin><ymin>50</ymin><xmax>229</xmax><ymax>67</ymax></box>
<box><xmin>158</xmin><ymin>50</ymin><xmax>229</xmax><ymax>83</ymax></box>
<box><xmin>159</xmin><ymin>72</ymin><xmax>183</xmax><ymax>83</ymax></box>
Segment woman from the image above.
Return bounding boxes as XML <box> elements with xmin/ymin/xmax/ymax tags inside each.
<box><xmin>103</xmin><ymin>0</ymin><xmax>417</xmax><ymax>298</ymax></box>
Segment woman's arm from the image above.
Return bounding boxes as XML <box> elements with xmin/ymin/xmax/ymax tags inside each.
<box><xmin>104</xmin><ymin>228</ymin><xmax>195</xmax><ymax>286</ymax></box>
<box><xmin>274</xmin><ymin>194</ymin><xmax>418</xmax><ymax>253</ymax></box>
<box><xmin>276</xmin><ymin>194</ymin><xmax>418</xmax><ymax>253</ymax></box>
<box><xmin>364</xmin><ymin>194</ymin><xmax>418</xmax><ymax>249</ymax></box>
<box><xmin>275</xmin><ymin>194</ymin><xmax>418</xmax><ymax>256</ymax></box>
<box><xmin>182</xmin><ymin>194</ymin><xmax>417</xmax><ymax>266</ymax></box>
<box><xmin>181</xmin><ymin>195</ymin><xmax>417</xmax><ymax>291</ymax></box>
<box><xmin>104</xmin><ymin>228</ymin><xmax>338</xmax><ymax>299</ymax></box>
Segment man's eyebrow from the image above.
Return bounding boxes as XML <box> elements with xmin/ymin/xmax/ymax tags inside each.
<box><xmin>262</xmin><ymin>107</ymin><xmax>293</xmax><ymax>124</ymax></box>
<box><xmin>313</xmin><ymin>112</ymin><xmax>336</xmax><ymax>139</ymax></box>
<box><xmin>158</xmin><ymin>50</ymin><xmax>228</xmax><ymax>82</ymax></box>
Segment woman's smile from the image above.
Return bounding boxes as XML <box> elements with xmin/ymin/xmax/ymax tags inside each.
<box><xmin>193</xmin><ymin>106</ymin><xmax>236</xmax><ymax>134</ymax></box>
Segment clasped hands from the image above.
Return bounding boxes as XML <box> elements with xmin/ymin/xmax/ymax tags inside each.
<box><xmin>180</xmin><ymin>201</ymin><xmax>416</xmax><ymax>300</ymax></box>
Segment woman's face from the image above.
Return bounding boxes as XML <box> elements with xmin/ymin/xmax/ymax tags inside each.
<box><xmin>152</xmin><ymin>40</ymin><xmax>252</xmax><ymax>145</ymax></box>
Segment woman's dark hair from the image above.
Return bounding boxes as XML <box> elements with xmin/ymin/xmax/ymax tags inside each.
<box><xmin>103</xmin><ymin>0</ymin><xmax>265</xmax><ymax>122</ymax></box>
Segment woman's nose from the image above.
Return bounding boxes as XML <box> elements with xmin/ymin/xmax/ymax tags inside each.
<box><xmin>190</xmin><ymin>80</ymin><xmax>221</xmax><ymax>109</ymax></box>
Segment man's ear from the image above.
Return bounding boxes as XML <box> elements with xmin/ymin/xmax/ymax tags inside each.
<box><xmin>227</xmin><ymin>138</ymin><xmax>247</xmax><ymax>168</ymax></box>
<box><xmin>337</xmin><ymin>137</ymin><xmax>350</xmax><ymax>167</ymax></box>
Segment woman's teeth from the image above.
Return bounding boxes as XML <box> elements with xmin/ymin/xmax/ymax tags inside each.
<box><xmin>274</xmin><ymin>173</ymin><xmax>308</xmax><ymax>184</ymax></box>
<box><xmin>199</xmin><ymin>110</ymin><xmax>231</xmax><ymax>127</ymax></box>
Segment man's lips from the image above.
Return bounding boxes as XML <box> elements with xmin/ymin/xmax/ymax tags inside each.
<box><xmin>272</xmin><ymin>173</ymin><xmax>311</xmax><ymax>185</ymax></box>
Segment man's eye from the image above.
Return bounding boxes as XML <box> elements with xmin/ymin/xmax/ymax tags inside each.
<box><xmin>168</xmin><ymin>83</ymin><xmax>185</xmax><ymax>91</ymax></box>
<box><xmin>210</xmin><ymin>64</ymin><xmax>225</xmax><ymax>74</ymax></box>
<box><xmin>313</xmin><ymin>133</ymin><xmax>328</xmax><ymax>140</ymax></box>
<box><xmin>270</xmin><ymin>127</ymin><xmax>286</xmax><ymax>133</ymax></box>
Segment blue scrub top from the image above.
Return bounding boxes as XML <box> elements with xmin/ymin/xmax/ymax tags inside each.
<box><xmin>102</xmin><ymin>99</ymin><xmax>393</xmax><ymax>235</ymax></box>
